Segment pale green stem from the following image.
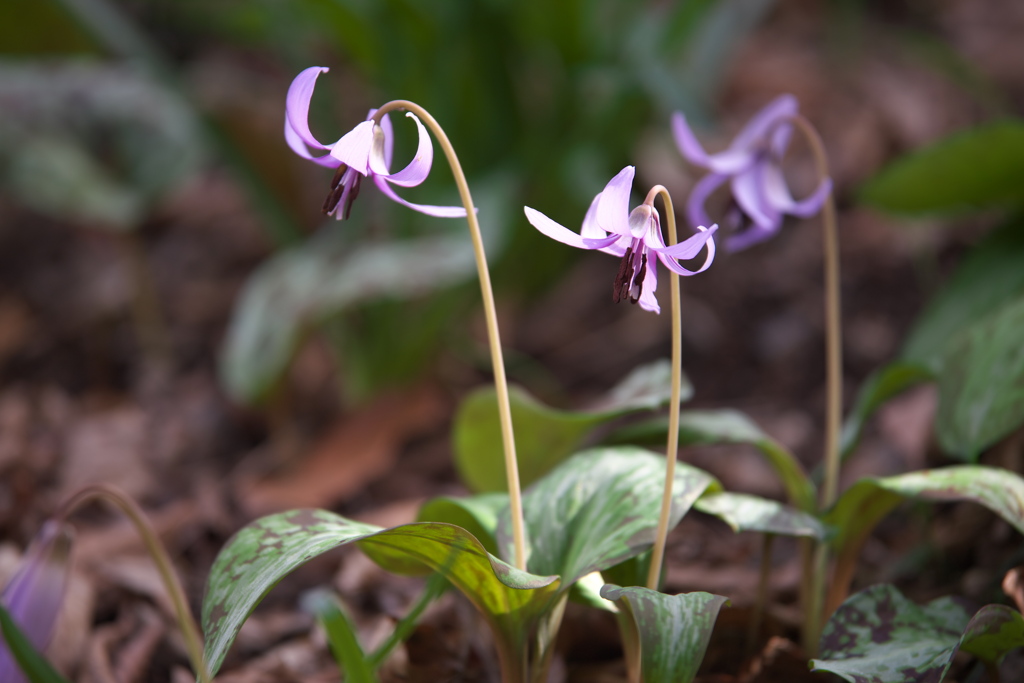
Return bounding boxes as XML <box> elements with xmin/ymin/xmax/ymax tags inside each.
<box><xmin>372</xmin><ymin>101</ymin><xmax>527</xmax><ymax>570</ymax></box>
<box><xmin>645</xmin><ymin>184</ymin><xmax>683</xmax><ymax>591</ymax></box>
<box><xmin>787</xmin><ymin>114</ymin><xmax>842</xmax><ymax>655</ymax></box>
<box><xmin>746</xmin><ymin>533</ymin><xmax>775</xmax><ymax>659</ymax></box>
<box><xmin>55</xmin><ymin>484</ymin><xmax>210</xmax><ymax>683</ymax></box>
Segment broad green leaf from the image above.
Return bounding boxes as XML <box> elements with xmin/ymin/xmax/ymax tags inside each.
<box><xmin>826</xmin><ymin>466</ymin><xmax>1024</xmax><ymax>565</ymax></box>
<box><xmin>935</xmin><ymin>295</ymin><xmax>1024</xmax><ymax>460</ymax></box>
<box><xmin>903</xmin><ymin>216</ymin><xmax>1024</xmax><ymax>367</ymax></box>
<box><xmin>201</xmin><ymin>510</ymin><xmax>560</xmax><ymax>678</ymax></box>
<box><xmin>417</xmin><ymin>493</ymin><xmax>508</xmax><ymax>556</ymax></box>
<box><xmin>220</xmin><ymin>228</ymin><xmax>477</xmax><ymax>404</ymax></box>
<box><xmin>600</xmin><ymin>585</ymin><xmax>728</xmax><ymax>683</ymax></box>
<box><xmin>860</xmin><ymin>120</ymin><xmax>1024</xmax><ymax>214</ymax></box>
<box><xmin>454</xmin><ymin>361</ymin><xmax>691</xmax><ymax>493</ymax></box>
<box><xmin>693</xmin><ymin>492</ymin><xmax>828</xmax><ymax>540</ymax></box>
<box><xmin>0</xmin><ymin>604</ymin><xmax>71</xmax><ymax>683</ymax></box>
<box><xmin>812</xmin><ymin>584</ymin><xmax>1024</xmax><ymax>683</ymax></box>
<box><xmin>498</xmin><ymin>447</ymin><xmax>718</xmax><ymax>585</ymax></box>
<box><xmin>607</xmin><ymin>409</ymin><xmax>815</xmax><ymax>512</ymax></box>
<box><xmin>840</xmin><ymin>362</ymin><xmax>934</xmax><ymax>458</ymax></box>
<box><xmin>301</xmin><ymin>590</ymin><xmax>377</xmax><ymax>683</ymax></box>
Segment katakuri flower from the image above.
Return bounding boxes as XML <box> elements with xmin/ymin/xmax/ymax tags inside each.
<box><xmin>672</xmin><ymin>94</ymin><xmax>832</xmax><ymax>251</ymax></box>
<box><xmin>524</xmin><ymin>166</ymin><xmax>716</xmax><ymax>314</ymax></box>
<box><xmin>0</xmin><ymin>521</ymin><xmax>73</xmax><ymax>683</ymax></box>
<box><xmin>285</xmin><ymin>66</ymin><xmax>466</xmax><ymax>220</ymax></box>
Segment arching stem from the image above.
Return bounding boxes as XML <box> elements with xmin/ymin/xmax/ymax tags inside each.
<box><xmin>55</xmin><ymin>484</ymin><xmax>210</xmax><ymax>683</ymax></box>
<box><xmin>644</xmin><ymin>184</ymin><xmax>683</xmax><ymax>591</ymax></box>
<box><xmin>787</xmin><ymin>114</ymin><xmax>842</xmax><ymax>655</ymax></box>
<box><xmin>372</xmin><ymin>101</ymin><xmax>527</xmax><ymax>571</ymax></box>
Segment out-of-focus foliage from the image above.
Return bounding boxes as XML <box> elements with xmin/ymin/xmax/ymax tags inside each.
<box><xmin>0</xmin><ymin>61</ymin><xmax>204</xmax><ymax>231</ymax></box>
<box><xmin>853</xmin><ymin>123</ymin><xmax>1024</xmax><ymax>461</ymax></box>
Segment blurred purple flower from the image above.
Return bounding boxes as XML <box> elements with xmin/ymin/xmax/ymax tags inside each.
<box><xmin>0</xmin><ymin>521</ymin><xmax>73</xmax><ymax>683</ymax></box>
<box><xmin>285</xmin><ymin>66</ymin><xmax>466</xmax><ymax>220</ymax></box>
<box><xmin>672</xmin><ymin>94</ymin><xmax>832</xmax><ymax>251</ymax></box>
<box><xmin>524</xmin><ymin>166</ymin><xmax>716</xmax><ymax>314</ymax></box>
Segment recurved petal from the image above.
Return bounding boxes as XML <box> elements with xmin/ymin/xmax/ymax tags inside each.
<box><xmin>524</xmin><ymin>206</ymin><xmax>596</xmax><ymax>249</ymax></box>
<box><xmin>656</xmin><ymin>223</ymin><xmax>719</xmax><ymax>260</ymax></box>
<box><xmin>380</xmin><ymin>112</ymin><xmax>434</xmax><ymax>187</ymax></box>
<box><xmin>374</xmin><ymin>176</ymin><xmax>469</xmax><ymax>217</ymax></box>
<box><xmin>284</xmin><ymin>119</ymin><xmax>342</xmax><ymax>168</ymax></box>
<box><xmin>730</xmin><ymin>94</ymin><xmax>798</xmax><ymax>154</ymax></box>
<box><xmin>672</xmin><ymin>112</ymin><xmax>754</xmax><ymax>175</ymax></box>
<box><xmin>731</xmin><ymin>165</ymin><xmax>778</xmax><ymax>230</ymax></box>
<box><xmin>0</xmin><ymin>521</ymin><xmax>73</xmax><ymax>683</ymax></box>
<box><xmin>657</xmin><ymin>224</ymin><xmax>717</xmax><ymax>276</ymax></box>
<box><xmin>329</xmin><ymin>120</ymin><xmax>376</xmax><ymax>174</ymax></box>
<box><xmin>595</xmin><ymin>166</ymin><xmax>635</xmax><ymax>236</ymax></box>
<box><xmin>762</xmin><ymin>163</ymin><xmax>832</xmax><ymax>218</ymax></box>
<box><xmin>285</xmin><ymin>66</ymin><xmax>332</xmax><ymax>151</ymax></box>
<box><xmin>686</xmin><ymin>172</ymin><xmax>727</xmax><ymax>231</ymax></box>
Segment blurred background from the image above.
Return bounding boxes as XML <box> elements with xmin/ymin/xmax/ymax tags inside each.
<box><xmin>0</xmin><ymin>0</ymin><xmax>1022</xmax><ymax>679</ymax></box>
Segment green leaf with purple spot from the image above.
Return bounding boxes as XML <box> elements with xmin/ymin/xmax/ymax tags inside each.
<box><xmin>600</xmin><ymin>585</ymin><xmax>728</xmax><ymax>683</ymax></box>
<box><xmin>201</xmin><ymin>510</ymin><xmax>560</xmax><ymax>678</ymax></box>
<box><xmin>694</xmin><ymin>492</ymin><xmax>829</xmax><ymax>540</ymax></box>
<box><xmin>812</xmin><ymin>584</ymin><xmax>1024</xmax><ymax>682</ymax></box>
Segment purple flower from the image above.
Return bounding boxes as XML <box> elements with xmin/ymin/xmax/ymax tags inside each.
<box><xmin>285</xmin><ymin>66</ymin><xmax>466</xmax><ymax>220</ymax></box>
<box><xmin>672</xmin><ymin>94</ymin><xmax>832</xmax><ymax>251</ymax></box>
<box><xmin>0</xmin><ymin>521</ymin><xmax>73</xmax><ymax>683</ymax></box>
<box><xmin>524</xmin><ymin>166</ymin><xmax>716</xmax><ymax>314</ymax></box>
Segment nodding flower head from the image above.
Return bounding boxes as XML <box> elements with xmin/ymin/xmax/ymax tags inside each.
<box><xmin>672</xmin><ymin>95</ymin><xmax>832</xmax><ymax>251</ymax></box>
<box><xmin>284</xmin><ymin>66</ymin><xmax>467</xmax><ymax>220</ymax></box>
<box><xmin>0</xmin><ymin>521</ymin><xmax>73</xmax><ymax>683</ymax></box>
<box><xmin>524</xmin><ymin>166</ymin><xmax>717</xmax><ymax>314</ymax></box>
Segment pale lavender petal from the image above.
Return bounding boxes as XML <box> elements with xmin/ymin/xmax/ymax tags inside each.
<box><xmin>329</xmin><ymin>120</ymin><xmax>376</xmax><ymax>174</ymax></box>
<box><xmin>284</xmin><ymin>119</ymin><xmax>342</xmax><ymax>168</ymax></box>
<box><xmin>726</xmin><ymin>225</ymin><xmax>775</xmax><ymax>252</ymax></box>
<box><xmin>729</xmin><ymin>94</ymin><xmax>798</xmax><ymax>153</ymax></box>
<box><xmin>285</xmin><ymin>66</ymin><xmax>332</xmax><ymax>151</ymax></box>
<box><xmin>686</xmin><ymin>172</ymin><xmax>727</xmax><ymax>231</ymax></box>
<box><xmin>374</xmin><ymin>176</ymin><xmax>468</xmax><ymax>217</ymax></box>
<box><xmin>595</xmin><ymin>166</ymin><xmax>635</xmax><ymax>236</ymax></box>
<box><xmin>731</xmin><ymin>164</ymin><xmax>778</xmax><ymax>230</ymax></box>
<box><xmin>655</xmin><ymin>223</ymin><xmax>719</xmax><ymax>260</ymax></box>
<box><xmin>672</xmin><ymin>112</ymin><xmax>755</xmax><ymax>175</ymax></box>
<box><xmin>582</xmin><ymin>235</ymin><xmax>622</xmax><ymax>249</ymax></box>
<box><xmin>524</xmin><ymin>206</ymin><xmax>592</xmax><ymax>249</ymax></box>
<box><xmin>657</xmin><ymin>224</ymin><xmax>717</xmax><ymax>276</ymax></box>
<box><xmin>637</xmin><ymin>257</ymin><xmax>660</xmax><ymax>314</ymax></box>
<box><xmin>377</xmin><ymin>110</ymin><xmax>395</xmax><ymax>171</ymax></box>
<box><xmin>762</xmin><ymin>163</ymin><xmax>832</xmax><ymax>218</ymax></box>
<box><xmin>381</xmin><ymin>112</ymin><xmax>433</xmax><ymax>187</ymax></box>
<box><xmin>598</xmin><ymin>233</ymin><xmax>631</xmax><ymax>258</ymax></box>
<box><xmin>579</xmin><ymin>194</ymin><xmax>606</xmax><ymax>239</ymax></box>
<box><xmin>0</xmin><ymin>521</ymin><xmax>72</xmax><ymax>683</ymax></box>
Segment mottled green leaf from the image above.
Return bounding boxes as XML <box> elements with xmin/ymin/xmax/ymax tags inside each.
<box><xmin>608</xmin><ymin>409</ymin><xmax>815</xmax><ymax>512</ymax></box>
<box><xmin>840</xmin><ymin>362</ymin><xmax>934</xmax><ymax>458</ymax></box>
<box><xmin>903</xmin><ymin>216</ymin><xmax>1024</xmax><ymax>368</ymax></box>
<box><xmin>417</xmin><ymin>493</ymin><xmax>507</xmax><ymax>556</ymax></box>
<box><xmin>827</xmin><ymin>466</ymin><xmax>1024</xmax><ymax>565</ymax></box>
<box><xmin>812</xmin><ymin>584</ymin><xmax>972</xmax><ymax>683</ymax></box>
<box><xmin>454</xmin><ymin>361</ymin><xmax>691</xmax><ymax>492</ymax></box>
<box><xmin>201</xmin><ymin>510</ymin><xmax>560</xmax><ymax>677</ymax></box>
<box><xmin>812</xmin><ymin>584</ymin><xmax>1024</xmax><ymax>682</ymax></box>
<box><xmin>498</xmin><ymin>447</ymin><xmax>717</xmax><ymax>585</ymax></box>
<box><xmin>220</xmin><ymin>228</ymin><xmax>477</xmax><ymax>405</ymax></box>
<box><xmin>0</xmin><ymin>604</ymin><xmax>71</xmax><ymax>683</ymax></box>
<box><xmin>600</xmin><ymin>585</ymin><xmax>728</xmax><ymax>683</ymax></box>
<box><xmin>694</xmin><ymin>492</ymin><xmax>829</xmax><ymax>540</ymax></box>
<box><xmin>935</xmin><ymin>295</ymin><xmax>1024</xmax><ymax>460</ymax></box>
<box><xmin>860</xmin><ymin>120</ymin><xmax>1024</xmax><ymax>215</ymax></box>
